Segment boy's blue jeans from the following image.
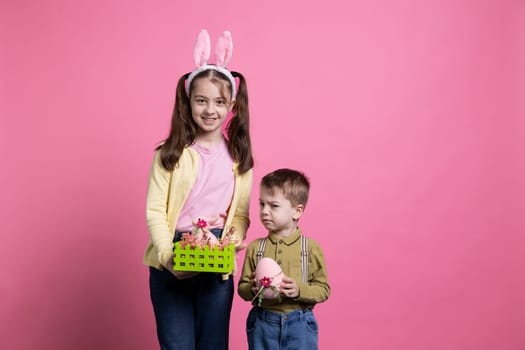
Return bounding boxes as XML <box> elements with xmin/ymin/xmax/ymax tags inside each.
<box><xmin>149</xmin><ymin>228</ymin><xmax>233</xmax><ymax>350</ymax></box>
<box><xmin>246</xmin><ymin>307</ymin><xmax>319</xmax><ymax>350</ymax></box>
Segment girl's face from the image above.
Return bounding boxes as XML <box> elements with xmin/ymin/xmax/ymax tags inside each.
<box><xmin>190</xmin><ymin>78</ymin><xmax>235</xmax><ymax>139</ymax></box>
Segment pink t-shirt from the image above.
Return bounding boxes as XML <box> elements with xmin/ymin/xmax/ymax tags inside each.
<box><xmin>175</xmin><ymin>139</ymin><xmax>235</xmax><ymax>232</ymax></box>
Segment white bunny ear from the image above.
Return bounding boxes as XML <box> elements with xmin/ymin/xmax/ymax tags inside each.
<box><xmin>215</xmin><ymin>30</ymin><xmax>233</xmax><ymax>67</ymax></box>
<box><xmin>193</xmin><ymin>29</ymin><xmax>211</xmax><ymax>67</ymax></box>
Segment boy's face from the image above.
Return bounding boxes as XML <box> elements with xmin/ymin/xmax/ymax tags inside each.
<box><xmin>259</xmin><ymin>186</ymin><xmax>303</xmax><ymax>235</ymax></box>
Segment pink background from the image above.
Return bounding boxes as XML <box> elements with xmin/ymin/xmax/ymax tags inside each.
<box><xmin>1</xmin><ymin>0</ymin><xmax>524</xmax><ymax>349</ymax></box>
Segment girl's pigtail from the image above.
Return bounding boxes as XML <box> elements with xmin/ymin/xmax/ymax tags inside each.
<box><xmin>227</xmin><ymin>71</ymin><xmax>254</xmax><ymax>174</ymax></box>
<box><xmin>159</xmin><ymin>73</ymin><xmax>196</xmax><ymax>171</ymax></box>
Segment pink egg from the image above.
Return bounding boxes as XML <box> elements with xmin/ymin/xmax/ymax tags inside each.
<box><xmin>204</xmin><ymin>232</ymin><xmax>219</xmax><ymax>249</ymax></box>
<box><xmin>255</xmin><ymin>257</ymin><xmax>283</xmax><ymax>299</ymax></box>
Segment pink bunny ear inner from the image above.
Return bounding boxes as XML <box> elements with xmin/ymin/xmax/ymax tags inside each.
<box><xmin>215</xmin><ymin>31</ymin><xmax>233</xmax><ymax>67</ymax></box>
<box><xmin>193</xmin><ymin>29</ymin><xmax>211</xmax><ymax>67</ymax></box>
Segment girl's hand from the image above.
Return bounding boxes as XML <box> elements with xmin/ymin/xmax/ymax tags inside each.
<box><xmin>235</xmin><ymin>240</ymin><xmax>247</xmax><ymax>253</ymax></box>
<box><xmin>279</xmin><ymin>275</ymin><xmax>299</xmax><ymax>298</ymax></box>
<box><xmin>164</xmin><ymin>255</ymin><xmax>199</xmax><ymax>279</ymax></box>
<box><xmin>172</xmin><ymin>270</ymin><xmax>199</xmax><ymax>280</ymax></box>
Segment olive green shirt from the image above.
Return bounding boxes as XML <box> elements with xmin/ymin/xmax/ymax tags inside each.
<box><xmin>238</xmin><ymin>228</ymin><xmax>330</xmax><ymax>313</ymax></box>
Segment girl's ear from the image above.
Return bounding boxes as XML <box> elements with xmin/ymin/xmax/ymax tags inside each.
<box><xmin>228</xmin><ymin>99</ymin><xmax>236</xmax><ymax>112</ymax></box>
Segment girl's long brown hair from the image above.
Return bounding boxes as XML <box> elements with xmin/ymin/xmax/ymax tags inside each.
<box><xmin>157</xmin><ymin>69</ymin><xmax>254</xmax><ymax>174</ymax></box>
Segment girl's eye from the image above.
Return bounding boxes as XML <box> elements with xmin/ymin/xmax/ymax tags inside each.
<box><xmin>216</xmin><ymin>100</ymin><xmax>225</xmax><ymax>105</ymax></box>
<box><xmin>271</xmin><ymin>204</ymin><xmax>279</xmax><ymax>208</ymax></box>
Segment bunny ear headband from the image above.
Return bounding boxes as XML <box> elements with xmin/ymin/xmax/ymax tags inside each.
<box><xmin>185</xmin><ymin>29</ymin><xmax>236</xmax><ymax>98</ymax></box>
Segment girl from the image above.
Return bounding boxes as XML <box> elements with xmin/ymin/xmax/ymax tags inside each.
<box><xmin>144</xmin><ymin>30</ymin><xmax>253</xmax><ymax>350</ymax></box>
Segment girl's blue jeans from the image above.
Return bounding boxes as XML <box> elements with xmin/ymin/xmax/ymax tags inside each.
<box><xmin>246</xmin><ymin>307</ymin><xmax>319</xmax><ymax>350</ymax></box>
<box><xmin>149</xmin><ymin>228</ymin><xmax>233</xmax><ymax>350</ymax></box>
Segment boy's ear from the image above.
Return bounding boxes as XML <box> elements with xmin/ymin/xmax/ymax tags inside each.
<box><xmin>293</xmin><ymin>204</ymin><xmax>304</xmax><ymax>221</ymax></box>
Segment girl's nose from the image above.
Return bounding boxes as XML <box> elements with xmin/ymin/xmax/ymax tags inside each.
<box><xmin>205</xmin><ymin>103</ymin><xmax>215</xmax><ymax>114</ymax></box>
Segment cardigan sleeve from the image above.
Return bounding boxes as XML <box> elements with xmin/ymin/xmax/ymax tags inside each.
<box><xmin>228</xmin><ymin>168</ymin><xmax>253</xmax><ymax>246</ymax></box>
<box><xmin>145</xmin><ymin>151</ymin><xmax>174</xmax><ymax>267</ymax></box>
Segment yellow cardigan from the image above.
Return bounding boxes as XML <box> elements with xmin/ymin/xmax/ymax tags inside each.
<box><xmin>143</xmin><ymin>147</ymin><xmax>253</xmax><ymax>275</ymax></box>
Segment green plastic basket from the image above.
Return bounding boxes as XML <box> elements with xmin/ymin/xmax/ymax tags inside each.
<box><xmin>173</xmin><ymin>242</ymin><xmax>235</xmax><ymax>273</ymax></box>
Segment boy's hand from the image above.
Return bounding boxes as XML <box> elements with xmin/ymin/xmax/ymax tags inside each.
<box><xmin>279</xmin><ymin>275</ymin><xmax>299</xmax><ymax>298</ymax></box>
<box><xmin>250</xmin><ymin>272</ymin><xmax>259</xmax><ymax>296</ymax></box>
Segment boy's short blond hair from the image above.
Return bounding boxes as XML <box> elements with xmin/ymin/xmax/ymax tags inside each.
<box><xmin>260</xmin><ymin>168</ymin><xmax>310</xmax><ymax>208</ymax></box>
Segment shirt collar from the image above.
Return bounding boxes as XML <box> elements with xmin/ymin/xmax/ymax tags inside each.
<box><xmin>268</xmin><ymin>227</ymin><xmax>302</xmax><ymax>246</ymax></box>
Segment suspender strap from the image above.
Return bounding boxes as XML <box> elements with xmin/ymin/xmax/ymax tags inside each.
<box><xmin>255</xmin><ymin>238</ymin><xmax>267</xmax><ymax>265</ymax></box>
<box><xmin>301</xmin><ymin>236</ymin><xmax>309</xmax><ymax>284</ymax></box>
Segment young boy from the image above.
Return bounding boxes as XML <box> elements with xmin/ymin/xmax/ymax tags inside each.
<box><xmin>238</xmin><ymin>168</ymin><xmax>330</xmax><ymax>350</ymax></box>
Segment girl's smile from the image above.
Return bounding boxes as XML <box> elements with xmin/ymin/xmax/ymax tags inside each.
<box><xmin>201</xmin><ymin>115</ymin><xmax>219</xmax><ymax>123</ymax></box>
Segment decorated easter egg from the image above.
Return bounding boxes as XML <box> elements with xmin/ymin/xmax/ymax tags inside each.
<box><xmin>255</xmin><ymin>257</ymin><xmax>283</xmax><ymax>299</ymax></box>
<box><xmin>204</xmin><ymin>232</ymin><xmax>219</xmax><ymax>249</ymax></box>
